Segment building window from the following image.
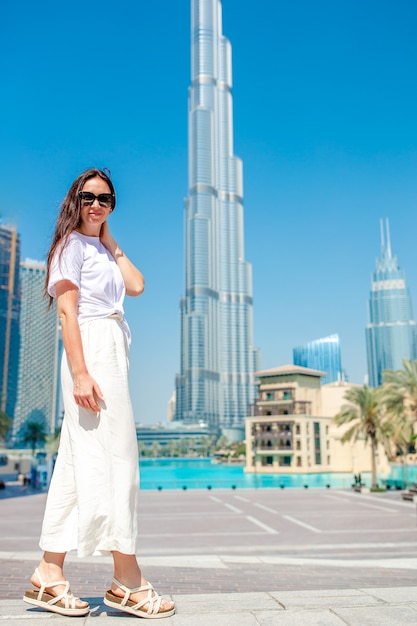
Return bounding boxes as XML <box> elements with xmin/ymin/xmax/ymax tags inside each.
<box><xmin>266</xmin><ymin>392</ymin><xmax>274</xmax><ymax>400</ymax></box>
<box><xmin>279</xmin><ymin>456</ymin><xmax>291</xmax><ymax>467</ymax></box>
<box><xmin>327</xmin><ymin>456</ymin><xmax>331</xmax><ymax>464</ymax></box>
<box><xmin>296</xmin><ymin>456</ymin><xmax>302</xmax><ymax>467</ymax></box>
<box><xmin>296</xmin><ymin>440</ymin><xmax>301</xmax><ymax>450</ymax></box>
<box><xmin>295</xmin><ymin>424</ymin><xmax>300</xmax><ymax>435</ymax></box>
<box><xmin>314</xmin><ymin>422</ymin><xmax>321</xmax><ymax>465</ymax></box>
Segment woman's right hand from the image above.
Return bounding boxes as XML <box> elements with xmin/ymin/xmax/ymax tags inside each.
<box><xmin>55</xmin><ymin>282</ymin><xmax>104</xmax><ymax>413</ymax></box>
<box><xmin>73</xmin><ymin>372</ymin><xmax>104</xmax><ymax>412</ymax></box>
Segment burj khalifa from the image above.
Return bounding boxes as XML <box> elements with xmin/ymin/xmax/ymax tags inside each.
<box><xmin>175</xmin><ymin>0</ymin><xmax>259</xmax><ymax>438</ymax></box>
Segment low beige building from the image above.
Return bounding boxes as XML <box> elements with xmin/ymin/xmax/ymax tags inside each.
<box><xmin>245</xmin><ymin>365</ymin><xmax>390</xmax><ymax>475</ymax></box>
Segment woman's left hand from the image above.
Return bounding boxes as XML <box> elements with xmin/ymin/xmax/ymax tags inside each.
<box><xmin>100</xmin><ymin>220</ymin><xmax>116</xmax><ymax>253</ymax></box>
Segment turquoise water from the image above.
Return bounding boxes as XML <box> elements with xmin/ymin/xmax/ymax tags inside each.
<box><xmin>388</xmin><ymin>464</ymin><xmax>417</xmax><ymax>488</ymax></box>
<box><xmin>139</xmin><ymin>458</ymin><xmax>372</xmax><ymax>490</ymax></box>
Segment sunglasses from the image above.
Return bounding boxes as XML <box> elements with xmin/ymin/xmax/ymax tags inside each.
<box><xmin>79</xmin><ymin>191</ymin><xmax>115</xmax><ymax>209</ymax></box>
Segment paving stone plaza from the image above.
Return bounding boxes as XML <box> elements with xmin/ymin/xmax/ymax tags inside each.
<box><xmin>1</xmin><ymin>485</ymin><xmax>417</xmax><ymax>624</ymax></box>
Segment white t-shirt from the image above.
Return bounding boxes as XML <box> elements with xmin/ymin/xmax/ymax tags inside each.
<box><xmin>48</xmin><ymin>231</ymin><xmax>130</xmax><ymax>340</ymax></box>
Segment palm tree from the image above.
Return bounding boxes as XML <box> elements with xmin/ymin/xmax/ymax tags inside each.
<box><xmin>383</xmin><ymin>359</ymin><xmax>417</xmax><ymax>423</ymax></box>
<box><xmin>22</xmin><ymin>419</ymin><xmax>47</xmax><ymax>456</ymax></box>
<box><xmin>333</xmin><ymin>385</ymin><xmax>390</xmax><ymax>489</ymax></box>
<box><xmin>380</xmin><ymin>385</ymin><xmax>414</xmax><ymax>458</ymax></box>
<box><xmin>196</xmin><ymin>435</ymin><xmax>212</xmax><ymax>457</ymax></box>
<box><xmin>0</xmin><ymin>409</ymin><xmax>12</xmax><ymax>442</ymax></box>
<box><xmin>187</xmin><ymin>438</ymin><xmax>197</xmax><ymax>456</ymax></box>
<box><xmin>150</xmin><ymin>441</ymin><xmax>162</xmax><ymax>458</ymax></box>
<box><xmin>215</xmin><ymin>435</ymin><xmax>229</xmax><ymax>451</ymax></box>
<box><xmin>177</xmin><ymin>438</ymin><xmax>190</xmax><ymax>457</ymax></box>
<box><xmin>382</xmin><ymin>360</ymin><xmax>417</xmax><ymax>487</ymax></box>
<box><xmin>45</xmin><ymin>428</ymin><xmax>61</xmax><ymax>458</ymax></box>
<box><xmin>232</xmin><ymin>441</ymin><xmax>246</xmax><ymax>459</ymax></box>
<box><xmin>166</xmin><ymin>440</ymin><xmax>179</xmax><ymax>458</ymax></box>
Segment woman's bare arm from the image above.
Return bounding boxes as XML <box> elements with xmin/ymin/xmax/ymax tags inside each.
<box><xmin>56</xmin><ymin>281</ymin><xmax>104</xmax><ymax>412</ymax></box>
<box><xmin>100</xmin><ymin>221</ymin><xmax>145</xmax><ymax>296</ymax></box>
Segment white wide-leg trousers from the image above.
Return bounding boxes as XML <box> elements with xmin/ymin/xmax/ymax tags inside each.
<box><xmin>40</xmin><ymin>317</ymin><xmax>139</xmax><ymax>557</ymax></box>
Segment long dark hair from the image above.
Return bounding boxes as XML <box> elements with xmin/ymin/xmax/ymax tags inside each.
<box><xmin>45</xmin><ymin>168</ymin><xmax>116</xmax><ymax>306</ymax></box>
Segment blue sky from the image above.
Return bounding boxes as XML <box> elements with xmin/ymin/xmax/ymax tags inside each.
<box><xmin>1</xmin><ymin>0</ymin><xmax>417</xmax><ymax>424</ymax></box>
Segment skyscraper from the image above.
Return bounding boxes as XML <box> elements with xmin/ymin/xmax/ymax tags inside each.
<box><xmin>175</xmin><ymin>0</ymin><xmax>259</xmax><ymax>437</ymax></box>
<box><xmin>366</xmin><ymin>219</ymin><xmax>417</xmax><ymax>387</ymax></box>
<box><xmin>12</xmin><ymin>260</ymin><xmax>61</xmax><ymax>440</ymax></box>
<box><xmin>0</xmin><ymin>224</ymin><xmax>21</xmax><ymax>420</ymax></box>
<box><xmin>293</xmin><ymin>334</ymin><xmax>342</xmax><ymax>384</ymax></box>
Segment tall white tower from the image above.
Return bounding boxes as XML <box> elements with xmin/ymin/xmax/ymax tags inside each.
<box><xmin>175</xmin><ymin>0</ymin><xmax>260</xmax><ymax>439</ymax></box>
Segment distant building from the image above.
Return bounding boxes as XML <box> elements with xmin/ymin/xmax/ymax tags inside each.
<box><xmin>0</xmin><ymin>225</ymin><xmax>21</xmax><ymax>420</ymax></box>
<box><xmin>136</xmin><ymin>422</ymin><xmax>212</xmax><ymax>453</ymax></box>
<box><xmin>175</xmin><ymin>0</ymin><xmax>260</xmax><ymax>438</ymax></box>
<box><xmin>293</xmin><ymin>334</ymin><xmax>342</xmax><ymax>384</ymax></box>
<box><xmin>245</xmin><ymin>365</ymin><xmax>389</xmax><ymax>475</ymax></box>
<box><xmin>167</xmin><ymin>391</ymin><xmax>176</xmax><ymax>422</ymax></box>
<box><xmin>12</xmin><ymin>260</ymin><xmax>60</xmax><ymax>440</ymax></box>
<box><xmin>366</xmin><ymin>220</ymin><xmax>417</xmax><ymax>387</ymax></box>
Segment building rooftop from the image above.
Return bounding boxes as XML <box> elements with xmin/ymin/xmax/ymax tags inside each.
<box><xmin>321</xmin><ymin>380</ymin><xmax>360</xmax><ymax>389</ymax></box>
<box><xmin>255</xmin><ymin>364</ymin><xmax>327</xmax><ymax>378</ymax></box>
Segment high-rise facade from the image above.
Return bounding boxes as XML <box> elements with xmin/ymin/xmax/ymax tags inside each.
<box><xmin>175</xmin><ymin>0</ymin><xmax>259</xmax><ymax>436</ymax></box>
<box><xmin>13</xmin><ymin>260</ymin><xmax>61</xmax><ymax>440</ymax></box>
<box><xmin>293</xmin><ymin>334</ymin><xmax>342</xmax><ymax>384</ymax></box>
<box><xmin>0</xmin><ymin>225</ymin><xmax>21</xmax><ymax>420</ymax></box>
<box><xmin>366</xmin><ymin>220</ymin><xmax>417</xmax><ymax>387</ymax></box>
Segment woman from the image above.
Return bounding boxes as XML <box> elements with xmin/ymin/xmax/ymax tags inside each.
<box><xmin>24</xmin><ymin>168</ymin><xmax>175</xmax><ymax>619</ymax></box>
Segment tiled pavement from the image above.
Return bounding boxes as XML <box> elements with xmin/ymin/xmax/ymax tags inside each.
<box><xmin>1</xmin><ymin>484</ymin><xmax>417</xmax><ymax>624</ymax></box>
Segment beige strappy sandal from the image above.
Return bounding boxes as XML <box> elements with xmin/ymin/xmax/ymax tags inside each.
<box><xmin>104</xmin><ymin>576</ymin><xmax>175</xmax><ymax>619</ymax></box>
<box><xmin>23</xmin><ymin>567</ymin><xmax>90</xmax><ymax>617</ymax></box>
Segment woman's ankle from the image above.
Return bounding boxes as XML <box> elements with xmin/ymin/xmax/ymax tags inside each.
<box><xmin>35</xmin><ymin>559</ymin><xmax>65</xmax><ymax>584</ymax></box>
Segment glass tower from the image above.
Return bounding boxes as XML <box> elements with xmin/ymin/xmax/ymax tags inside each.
<box><xmin>175</xmin><ymin>0</ymin><xmax>259</xmax><ymax>435</ymax></box>
<box><xmin>0</xmin><ymin>224</ymin><xmax>21</xmax><ymax>420</ymax></box>
<box><xmin>13</xmin><ymin>260</ymin><xmax>61</xmax><ymax>441</ymax></box>
<box><xmin>366</xmin><ymin>219</ymin><xmax>417</xmax><ymax>387</ymax></box>
<box><xmin>293</xmin><ymin>334</ymin><xmax>342</xmax><ymax>384</ymax></box>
